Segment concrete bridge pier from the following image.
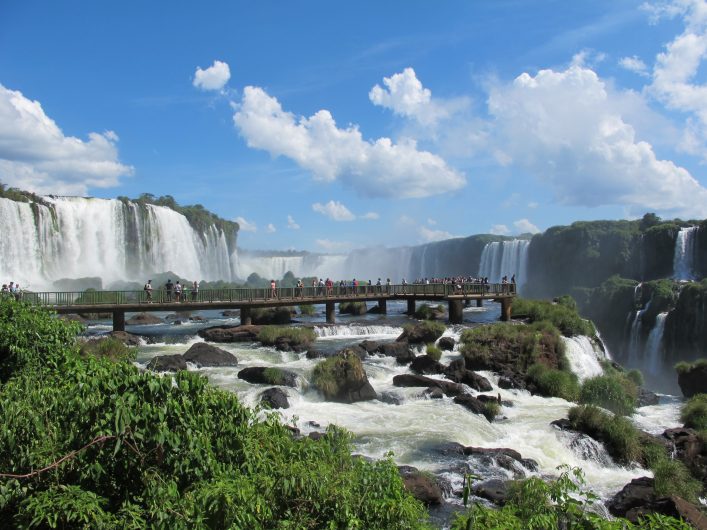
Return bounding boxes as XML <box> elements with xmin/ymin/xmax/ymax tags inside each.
<box><xmin>113</xmin><ymin>310</ymin><xmax>125</xmax><ymax>332</ymax></box>
<box><xmin>378</xmin><ymin>299</ymin><xmax>387</xmax><ymax>314</ymax></box>
<box><xmin>240</xmin><ymin>307</ymin><xmax>252</xmax><ymax>326</ymax></box>
<box><xmin>407</xmin><ymin>299</ymin><xmax>416</xmax><ymax>315</ymax></box>
<box><xmin>326</xmin><ymin>302</ymin><xmax>336</xmax><ymax>324</ymax></box>
<box><xmin>500</xmin><ymin>298</ymin><xmax>512</xmax><ymax>321</ymax></box>
<box><xmin>477</xmin><ymin>299</ymin><xmax>483</xmax><ymax>307</ymax></box>
<box><xmin>448</xmin><ymin>300</ymin><xmax>463</xmax><ymax>324</ymax></box>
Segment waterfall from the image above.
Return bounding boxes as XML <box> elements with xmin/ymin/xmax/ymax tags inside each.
<box><xmin>477</xmin><ymin>239</ymin><xmax>530</xmax><ymax>286</ymax></box>
<box><xmin>672</xmin><ymin>226</ymin><xmax>698</xmax><ymax>281</ymax></box>
<box><xmin>561</xmin><ymin>336</ymin><xmax>605</xmax><ymax>382</ymax></box>
<box><xmin>645</xmin><ymin>312</ymin><xmax>668</xmax><ymax>376</ymax></box>
<box><xmin>626</xmin><ymin>302</ymin><xmax>650</xmax><ymax>365</ymax></box>
<box><xmin>0</xmin><ymin>196</ymin><xmax>238</xmax><ymax>289</ymax></box>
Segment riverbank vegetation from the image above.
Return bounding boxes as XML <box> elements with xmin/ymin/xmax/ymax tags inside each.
<box><xmin>256</xmin><ymin>325</ymin><xmax>316</xmax><ymax>347</ymax></box>
<box><xmin>0</xmin><ymin>298</ymin><xmax>427</xmax><ymax>527</ymax></box>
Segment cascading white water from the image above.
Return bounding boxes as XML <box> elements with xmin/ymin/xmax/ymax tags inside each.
<box><xmin>0</xmin><ymin>196</ymin><xmax>238</xmax><ymax>289</ymax></box>
<box><xmin>313</xmin><ymin>325</ymin><xmax>404</xmax><ymax>338</ymax></box>
<box><xmin>645</xmin><ymin>312</ymin><xmax>668</xmax><ymax>376</ymax></box>
<box><xmin>235</xmin><ymin>253</ymin><xmax>348</xmax><ymax>281</ymax></box>
<box><xmin>672</xmin><ymin>226</ymin><xmax>698</xmax><ymax>281</ymax></box>
<box><xmin>626</xmin><ymin>301</ymin><xmax>650</xmax><ymax>365</ymax></box>
<box><xmin>562</xmin><ymin>336</ymin><xmax>605</xmax><ymax>382</ymax></box>
<box><xmin>478</xmin><ymin>239</ymin><xmax>530</xmax><ymax>286</ymax></box>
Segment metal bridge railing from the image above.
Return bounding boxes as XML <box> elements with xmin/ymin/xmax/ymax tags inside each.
<box><xmin>17</xmin><ymin>282</ymin><xmax>516</xmax><ymax>307</ymax></box>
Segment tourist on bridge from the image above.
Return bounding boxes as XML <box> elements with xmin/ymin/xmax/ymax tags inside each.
<box><xmin>174</xmin><ymin>281</ymin><xmax>182</xmax><ymax>302</ymax></box>
<box><xmin>376</xmin><ymin>278</ymin><xmax>382</xmax><ymax>293</ymax></box>
<box><xmin>144</xmin><ymin>280</ymin><xmax>153</xmax><ymax>302</ymax></box>
<box><xmin>270</xmin><ymin>279</ymin><xmax>277</xmax><ymax>298</ymax></box>
<box><xmin>165</xmin><ymin>279</ymin><xmax>173</xmax><ymax>301</ymax></box>
<box><xmin>191</xmin><ymin>280</ymin><xmax>199</xmax><ymax>301</ymax></box>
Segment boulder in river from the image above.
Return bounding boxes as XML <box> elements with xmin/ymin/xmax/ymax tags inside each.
<box><xmin>107</xmin><ymin>330</ymin><xmax>143</xmax><ymax>346</ymax></box>
<box><xmin>397</xmin><ymin>465</ymin><xmax>444</xmax><ymax>505</ymax></box>
<box><xmin>437</xmin><ymin>336</ymin><xmax>455</xmax><ymax>351</ymax></box>
<box><xmin>198</xmin><ymin>325</ymin><xmax>260</xmax><ymax>343</ymax></box>
<box><xmin>396</xmin><ymin>321</ymin><xmax>445</xmax><ymax>345</ymax></box>
<box><xmin>410</xmin><ymin>355</ymin><xmax>445</xmax><ymax>375</ymax></box>
<box><xmin>375</xmin><ymin>341</ymin><xmax>415</xmax><ymax>364</ymax></box>
<box><xmin>312</xmin><ymin>351</ymin><xmax>377</xmax><ymax>403</ymax></box>
<box><xmin>146</xmin><ymin>354</ymin><xmax>187</xmax><ymax>372</ymax></box>
<box><xmin>473</xmin><ymin>478</ymin><xmax>511</xmax><ymax>506</ymax></box>
<box><xmin>677</xmin><ymin>361</ymin><xmax>707</xmax><ymax>398</ymax></box>
<box><xmin>393</xmin><ymin>374</ymin><xmax>464</xmax><ymax>397</ymax></box>
<box><xmin>238</xmin><ymin>366</ymin><xmax>298</xmax><ymax>387</ymax></box>
<box><xmin>260</xmin><ymin>387</ymin><xmax>290</xmax><ymax>409</ymax></box>
<box><xmin>183</xmin><ymin>342</ymin><xmax>238</xmax><ymax>367</ymax></box>
<box><xmin>126</xmin><ymin>312</ymin><xmax>163</xmax><ymax>325</ymax></box>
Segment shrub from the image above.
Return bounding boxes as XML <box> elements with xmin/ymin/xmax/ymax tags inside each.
<box><xmin>511</xmin><ymin>297</ymin><xmax>594</xmax><ymax>337</ymax></box>
<box><xmin>579</xmin><ymin>374</ymin><xmax>638</xmax><ymax>416</ymax></box>
<box><xmin>414</xmin><ymin>304</ymin><xmax>443</xmax><ymax>320</ymax></box>
<box><xmin>79</xmin><ymin>337</ymin><xmax>136</xmax><ymax>362</ymax></box>
<box><xmin>298</xmin><ymin>304</ymin><xmax>316</xmax><ymax>316</ymax></box>
<box><xmin>626</xmin><ymin>369</ymin><xmax>644</xmax><ymax>387</ymax></box>
<box><xmin>527</xmin><ymin>363</ymin><xmax>580</xmax><ymax>402</ymax></box>
<box><xmin>482</xmin><ymin>401</ymin><xmax>500</xmax><ymax>422</ymax></box>
<box><xmin>257</xmin><ymin>326</ymin><xmax>316</xmax><ymax>347</ymax></box>
<box><xmin>568</xmin><ymin>405</ymin><xmax>641</xmax><ymax>464</ymax></box>
<box><xmin>425</xmin><ymin>344</ymin><xmax>442</xmax><ymax>361</ymax></box>
<box><xmin>652</xmin><ymin>459</ymin><xmax>702</xmax><ymax>503</ymax></box>
<box><xmin>681</xmin><ymin>393</ymin><xmax>707</xmax><ymax>430</ymax></box>
<box><xmin>339</xmin><ymin>301</ymin><xmax>367</xmax><ymax>315</ymax></box>
<box><xmin>311</xmin><ymin>352</ymin><xmax>366</xmax><ymax>400</ymax></box>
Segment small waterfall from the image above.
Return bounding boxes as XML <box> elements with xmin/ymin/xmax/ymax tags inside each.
<box><xmin>645</xmin><ymin>312</ymin><xmax>668</xmax><ymax>376</ymax></box>
<box><xmin>626</xmin><ymin>301</ymin><xmax>650</xmax><ymax>365</ymax></box>
<box><xmin>561</xmin><ymin>336</ymin><xmax>605</xmax><ymax>382</ymax></box>
<box><xmin>313</xmin><ymin>324</ymin><xmax>404</xmax><ymax>338</ymax></box>
<box><xmin>478</xmin><ymin>239</ymin><xmax>530</xmax><ymax>286</ymax></box>
<box><xmin>672</xmin><ymin>226</ymin><xmax>698</xmax><ymax>281</ymax></box>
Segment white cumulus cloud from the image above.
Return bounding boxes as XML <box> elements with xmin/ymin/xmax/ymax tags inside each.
<box><xmin>287</xmin><ymin>215</ymin><xmax>300</xmax><ymax>230</ymax></box>
<box><xmin>361</xmin><ymin>211</ymin><xmax>379</xmax><ymax>220</ymax></box>
<box><xmin>619</xmin><ymin>55</ymin><xmax>649</xmax><ymax>76</ymax></box>
<box><xmin>233</xmin><ymin>86</ymin><xmax>465</xmax><ymax>198</ymax></box>
<box><xmin>312</xmin><ymin>200</ymin><xmax>355</xmax><ymax>221</ymax></box>
<box><xmin>193</xmin><ymin>60</ymin><xmax>231</xmax><ymax>91</ymax></box>
<box><xmin>514</xmin><ymin>218</ymin><xmax>540</xmax><ymax>234</ymax></box>
<box><xmin>0</xmin><ymin>84</ymin><xmax>133</xmax><ymax>195</ymax></box>
<box><xmin>418</xmin><ymin>226</ymin><xmax>454</xmax><ymax>242</ymax></box>
<box><xmin>266</xmin><ymin>223</ymin><xmax>276</xmax><ymax>233</ymax></box>
<box><xmin>487</xmin><ymin>64</ymin><xmax>707</xmax><ymax>218</ymax></box>
<box><xmin>490</xmin><ymin>224</ymin><xmax>510</xmax><ymax>235</ymax></box>
<box><xmin>234</xmin><ymin>216</ymin><xmax>257</xmax><ymax>232</ymax></box>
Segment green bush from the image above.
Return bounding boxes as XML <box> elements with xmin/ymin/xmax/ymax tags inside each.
<box><xmin>527</xmin><ymin>363</ymin><xmax>580</xmax><ymax>402</ymax></box>
<box><xmin>567</xmin><ymin>405</ymin><xmax>641</xmax><ymax>464</ymax></box>
<box><xmin>512</xmin><ymin>297</ymin><xmax>594</xmax><ymax>337</ymax></box>
<box><xmin>298</xmin><ymin>304</ymin><xmax>316</xmax><ymax>316</ymax></box>
<box><xmin>626</xmin><ymin>369</ymin><xmax>644</xmax><ymax>387</ymax></box>
<box><xmin>681</xmin><ymin>393</ymin><xmax>707</xmax><ymax>430</ymax></box>
<box><xmin>652</xmin><ymin>458</ymin><xmax>702</xmax><ymax>503</ymax></box>
<box><xmin>425</xmin><ymin>344</ymin><xmax>442</xmax><ymax>361</ymax></box>
<box><xmin>339</xmin><ymin>301</ymin><xmax>367</xmax><ymax>315</ymax></box>
<box><xmin>0</xmin><ymin>297</ymin><xmax>427</xmax><ymax>528</ymax></box>
<box><xmin>311</xmin><ymin>352</ymin><xmax>366</xmax><ymax>400</ymax></box>
<box><xmin>414</xmin><ymin>304</ymin><xmax>444</xmax><ymax>320</ymax></box>
<box><xmin>579</xmin><ymin>374</ymin><xmax>638</xmax><ymax>416</ymax></box>
<box><xmin>256</xmin><ymin>325</ymin><xmax>316</xmax><ymax>347</ymax></box>
<box><xmin>79</xmin><ymin>337</ymin><xmax>137</xmax><ymax>362</ymax></box>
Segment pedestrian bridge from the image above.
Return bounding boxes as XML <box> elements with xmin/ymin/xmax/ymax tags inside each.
<box><xmin>24</xmin><ymin>283</ymin><xmax>516</xmax><ymax>331</ymax></box>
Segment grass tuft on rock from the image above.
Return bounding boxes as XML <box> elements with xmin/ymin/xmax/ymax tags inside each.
<box><xmin>579</xmin><ymin>373</ymin><xmax>638</xmax><ymax>416</ymax></box>
<box><xmin>257</xmin><ymin>326</ymin><xmax>316</xmax><ymax>347</ymax></box>
<box><xmin>311</xmin><ymin>352</ymin><xmax>366</xmax><ymax>400</ymax></box>
<box><xmin>512</xmin><ymin>297</ymin><xmax>594</xmax><ymax>337</ymax></box>
<box><xmin>568</xmin><ymin>405</ymin><xmax>641</xmax><ymax>464</ymax></box>
<box><xmin>527</xmin><ymin>363</ymin><xmax>580</xmax><ymax>402</ymax></box>
<box><xmin>339</xmin><ymin>301</ymin><xmax>367</xmax><ymax>315</ymax></box>
<box><xmin>425</xmin><ymin>344</ymin><xmax>442</xmax><ymax>361</ymax></box>
<box><xmin>681</xmin><ymin>393</ymin><xmax>707</xmax><ymax>431</ymax></box>
<box><xmin>79</xmin><ymin>337</ymin><xmax>136</xmax><ymax>362</ymax></box>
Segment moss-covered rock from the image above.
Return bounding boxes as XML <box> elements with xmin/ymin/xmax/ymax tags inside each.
<box><xmin>312</xmin><ymin>351</ymin><xmax>377</xmax><ymax>403</ymax></box>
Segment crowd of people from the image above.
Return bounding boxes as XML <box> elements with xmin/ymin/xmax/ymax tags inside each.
<box><xmin>1</xmin><ymin>281</ymin><xmax>22</xmax><ymax>301</ymax></box>
<box><xmin>143</xmin><ymin>279</ymin><xmax>199</xmax><ymax>303</ymax></box>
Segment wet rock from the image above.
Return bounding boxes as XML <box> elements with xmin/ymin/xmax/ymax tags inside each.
<box><xmin>625</xmin><ymin>496</ymin><xmax>707</xmax><ymax>529</ymax></box>
<box><xmin>428</xmin><ymin>441</ymin><xmax>466</xmax><ymax>457</ymax></box>
<box><xmin>497</xmin><ymin>374</ymin><xmax>525</xmax><ymax>390</ymax></box>
<box><xmin>424</xmin><ymin>387</ymin><xmax>444</xmax><ymax>399</ymax></box>
<box><xmin>463</xmin><ymin>447</ymin><xmax>538</xmax><ymax>473</ymax></box>
<box><xmin>198</xmin><ymin>324</ymin><xmax>260</xmax><ymax>343</ymax></box>
<box><xmin>438</xmin><ymin>337</ymin><xmax>455</xmax><ymax>351</ymax></box>
<box><xmin>379</xmin><ymin>391</ymin><xmax>404</xmax><ymax>405</ymax></box>
<box><xmin>238</xmin><ymin>366</ymin><xmax>298</xmax><ymax>387</ymax></box>
<box><xmin>663</xmin><ymin>428</ymin><xmax>707</xmax><ymax>487</ymax></box>
<box><xmin>678</xmin><ymin>363</ymin><xmax>707</xmax><ymax>398</ymax></box>
<box><xmin>306</xmin><ymin>348</ymin><xmax>326</xmax><ymax>359</ymax></box>
<box><xmin>410</xmin><ymin>355</ymin><xmax>445</xmax><ymax>375</ymax></box>
<box><xmin>445</xmin><ymin>365</ymin><xmax>492</xmax><ymax>392</ymax></box>
<box><xmin>166</xmin><ymin>311</ymin><xmax>191</xmax><ymax>320</ymax></box>
<box><xmin>397</xmin><ymin>323</ymin><xmax>445</xmax><ymax>345</ymax></box>
<box><xmin>221</xmin><ymin>310</ymin><xmax>239</xmax><ymax>317</ymax></box>
<box><xmin>393</xmin><ymin>374</ymin><xmax>464</xmax><ymax>397</ymax></box>
<box><xmin>308</xmin><ymin>431</ymin><xmax>326</xmax><ymax>441</ymax></box>
<box><xmin>273</xmin><ymin>336</ymin><xmax>308</xmax><ymax>353</ymax></box>
<box><xmin>473</xmin><ymin>479</ymin><xmax>511</xmax><ymax>506</ymax></box>
<box><xmin>358</xmin><ymin>340</ymin><xmax>380</xmax><ymax>354</ymax></box>
<box><xmin>551</xmin><ymin>418</ymin><xmax>573</xmax><ymax>430</ymax></box>
<box><xmin>313</xmin><ymin>353</ymin><xmax>377</xmax><ymax>403</ymax></box>
<box><xmin>608</xmin><ymin>477</ymin><xmax>655</xmax><ymax>518</ymax></box>
<box><xmin>637</xmin><ymin>387</ymin><xmax>659</xmax><ymax>407</ymax></box>
<box><xmin>189</xmin><ymin>315</ymin><xmax>208</xmax><ymax>322</ymax></box>
<box><xmin>126</xmin><ymin>312</ymin><xmax>163</xmax><ymax>325</ymax></box>
<box><xmin>146</xmin><ymin>354</ymin><xmax>187</xmax><ymax>372</ymax></box>
<box><xmin>107</xmin><ymin>330</ymin><xmax>142</xmax><ymax>346</ymax></box>
<box><xmin>183</xmin><ymin>342</ymin><xmax>238</xmax><ymax>367</ymax></box>
<box><xmin>337</xmin><ymin>344</ymin><xmax>368</xmax><ymax>360</ymax></box>
<box><xmin>453</xmin><ymin>394</ymin><xmax>486</xmax><ymax>416</ymax></box>
<box><xmin>260</xmin><ymin>387</ymin><xmax>290</xmax><ymax>409</ymax></box>
<box><xmin>398</xmin><ymin>465</ymin><xmax>444</xmax><ymax>505</ymax></box>
<box><xmin>376</xmin><ymin>342</ymin><xmax>415</xmax><ymax>364</ymax></box>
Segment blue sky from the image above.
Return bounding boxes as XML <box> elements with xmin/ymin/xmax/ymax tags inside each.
<box><xmin>1</xmin><ymin>0</ymin><xmax>707</xmax><ymax>251</ymax></box>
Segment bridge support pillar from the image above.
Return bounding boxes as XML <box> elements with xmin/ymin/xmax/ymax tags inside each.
<box><xmin>477</xmin><ymin>299</ymin><xmax>483</xmax><ymax>308</ymax></box>
<box><xmin>377</xmin><ymin>299</ymin><xmax>387</xmax><ymax>314</ymax></box>
<box><xmin>240</xmin><ymin>307</ymin><xmax>252</xmax><ymax>326</ymax></box>
<box><xmin>448</xmin><ymin>300</ymin><xmax>463</xmax><ymax>324</ymax></box>
<box><xmin>112</xmin><ymin>311</ymin><xmax>125</xmax><ymax>332</ymax></box>
<box><xmin>326</xmin><ymin>302</ymin><xmax>336</xmax><ymax>324</ymax></box>
<box><xmin>407</xmin><ymin>299</ymin><xmax>416</xmax><ymax>315</ymax></box>
<box><xmin>465</xmin><ymin>299</ymin><xmax>471</xmax><ymax>307</ymax></box>
<box><xmin>500</xmin><ymin>298</ymin><xmax>512</xmax><ymax>322</ymax></box>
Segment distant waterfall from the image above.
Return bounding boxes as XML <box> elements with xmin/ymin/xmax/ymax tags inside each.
<box><xmin>235</xmin><ymin>253</ymin><xmax>347</xmax><ymax>281</ymax></box>
<box><xmin>645</xmin><ymin>312</ymin><xmax>668</xmax><ymax>376</ymax></box>
<box><xmin>0</xmin><ymin>196</ymin><xmax>238</xmax><ymax>289</ymax></box>
<box><xmin>477</xmin><ymin>239</ymin><xmax>530</xmax><ymax>286</ymax></box>
<box><xmin>673</xmin><ymin>226</ymin><xmax>698</xmax><ymax>281</ymax></box>
<box><xmin>626</xmin><ymin>303</ymin><xmax>650</xmax><ymax>365</ymax></box>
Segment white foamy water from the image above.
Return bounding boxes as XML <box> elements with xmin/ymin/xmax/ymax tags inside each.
<box><xmin>631</xmin><ymin>395</ymin><xmax>682</xmax><ymax>435</ymax></box>
<box><xmin>645</xmin><ymin>312</ymin><xmax>668</xmax><ymax>376</ymax></box>
<box><xmin>673</xmin><ymin>226</ymin><xmax>698</xmax><ymax>281</ymax></box>
<box><xmin>313</xmin><ymin>324</ymin><xmax>404</xmax><ymax>339</ymax></box>
<box><xmin>562</xmin><ymin>335</ymin><xmax>605</xmax><ymax>382</ymax></box>
<box><xmin>478</xmin><ymin>239</ymin><xmax>529</xmax><ymax>288</ymax></box>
